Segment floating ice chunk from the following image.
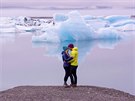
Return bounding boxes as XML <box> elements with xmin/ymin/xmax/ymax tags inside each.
<box><xmin>105</xmin><ymin>15</ymin><xmax>130</xmax><ymax>23</ymax></box>
<box><xmin>32</xmin><ymin>11</ymin><xmax>95</xmax><ymax>42</ymax></box>
<box><xmin>83</xmin><ymin>15</ymin><xmax>105</xmax><ymax>21</ymax></box>
<box><xmin>97</xmin><ymin>27</ymin><xmax>122</xmax><ymax>39</ymax></box>
<box><xmin>58</xmin><ymin>11</ymin><xmax>95</xmax><ymax>41</ymax></box>
<box><xmin>0</xmin><ymin>17</ymin><xmax>16</xmax><ymax>33</ymax></box>
<box><xmin>111</xmin><ymin>20</ymin><xmax>135</xmax><ymax>27</ymax></box>
<box><xmin>32</xmin><ymin>11</ymin><xmax>130</xmax><ymax>42</ymax></box>
<box><xmin>15</xmin><ymin>16</ymin><xmax>32</xmax><ymax>25</ymax></box>
<box><xmin>110</xmin><ymin>19</ymin><xmax>135</xmax><ymax>31</ymax></box>
<box><xmin>15</xmin><ymin>16</ymin><xmax>43</xmax><ymax>32</ymax></box>
<box><xmin>0</xmin><ymin>17</ymin><xmax>15</xmax><ymax>28</ymax></box>
<box><xmin>86</xmin><ymin>19</ymin><xmax>109</xmax><ymax>30</ymax></box>
<box><xmin>115</xmin><ymin>24</ymin><xmax>135</xmax><ymax>31</ymax></box>
<box><xmin>53</xmin><ymin>13</ymin><xmax>68</xmax><ymax>22</ymax></box>
<box><xmin>83</xmin><ymin>15</ymin><xmax>95</xmax><ymax>20</ymax></box>
<box><xmin>41</xmin><ymin>22</ymin><xmax>54</xmax><ymax>32</ymax></box>
<box><xmin>15</xmin><ymin>16</ymin><xmax>26</xmax><ymax>25</ymax></box>
<box><xmin>32</xmin><ymin>26</ymin><xmax>60</xmax><ymax>43</ymax></box>
<box><xmin>84</xmin><ymin>15</ymin><xmax>110</xmax><ymax>30</ymax></box>
<box><xmin>16</xmin><ymin>25</ymin><xmax>42</xmax><ymax>32</ymax></box>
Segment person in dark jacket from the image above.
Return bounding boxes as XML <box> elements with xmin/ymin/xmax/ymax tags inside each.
<box><xmin>62</xmin><ymin>46</ymin><xmax>73</xmax><ymax>87</ymax></box>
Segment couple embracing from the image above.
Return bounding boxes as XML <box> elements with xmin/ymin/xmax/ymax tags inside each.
<box><xmin>62</xmin><ymin>44</ymin><xmax>78</xmax><ymax>88</ymax></box>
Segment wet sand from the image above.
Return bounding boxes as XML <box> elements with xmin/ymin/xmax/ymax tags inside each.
<box><xmin>0</xmin><ymin>86</ymin><xmax>135</xmax><ymax>101</ymax></box>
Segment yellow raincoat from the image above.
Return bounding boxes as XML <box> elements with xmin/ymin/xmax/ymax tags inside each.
<box><xmin>70</xmin><ymin>47</ymin><xmax>78</xmax><ymax>66</ymax></box>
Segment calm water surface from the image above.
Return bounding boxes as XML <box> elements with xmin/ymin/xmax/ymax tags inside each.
<box><xmin>0</xmin><ymin>32</ymin><xmax>135</xmax><ymax>95</ymax></box>
<box><xmin>0</xmin><ymin>4</ymin><xmax>135</xmax><ymax>94</ymax></box>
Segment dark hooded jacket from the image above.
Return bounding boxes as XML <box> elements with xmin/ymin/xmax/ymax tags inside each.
<box><xmin>62</xmin><ymin>51</ymin><xmax>73</xmax><ymax>67</ymax></box>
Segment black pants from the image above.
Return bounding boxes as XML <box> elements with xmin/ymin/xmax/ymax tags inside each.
<box><xmin>64</xmin><ymin>66</ymin><xmax>74</xmax><ymax>84</ymax></box>
<box><xmin>70</xmin><ymin>66</ymin><xmax>78</xmax><ymax>85</ymax></box>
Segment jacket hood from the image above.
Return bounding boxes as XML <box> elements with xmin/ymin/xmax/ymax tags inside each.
<box><xmin>73</xmin><ymin>47</ymin><xmax>78</xmax><ymax>51</ymax></box>
<box><xmin>63</xmin><ymin>46</ymin><xmax>68</xmax><ymax>51</ymax></box>
<box><xmin>61</xmin><ymin>51</ymin><xmax>65</xmax><ymax>54</ymax></box>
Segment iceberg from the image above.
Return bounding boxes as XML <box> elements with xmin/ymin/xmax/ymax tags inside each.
<box><xmin>58</xmin><ymin>11</ymin><xmax>95</xmax><ymax>41</ymax></box>
<box><xmin>96</xmin><ymin>27</ymin><xmax>122</xmax><ymax>39</ymax></box>
<box><xmin>115</xmin><ymin>24</ymin><xmax>135</xmax><ymax>32</ymax></box>
<box><xmin>105</xmin><ymin>15</ymin><xmax>130</xmax><ymax>23</ymax></box>
<box><xmin>111</xmin><ymin>20</ymin><xmax>135</xmax><ymax>27</ymax></box>
<box><xmin>83</xmin><ymin>15</ymin><xmax>95</xmax><ymax>20</ymax></box>
<box><xmin>15</xmin><ymin>25</ymin><xmax>42</xmax><ymax>32</ymax></box>
<box><xmin>15</xmin><ymin>16</ymin><xmax>43</xmax><ymax>32</ymax></box>
<box><xmin>15</xmin><ymin>16</ymin><xmax>33</xmax><ymax>25</ymax></box>
<box><xmin>32</xmin><ymin>11</ymin><xmax>125</xmax><ymax>42</ymax></box>
<box><xmin>32</xmin><ymin>26</ymin><xmax>60</xmax><ymax>43</ymax></box>
<box><xmin>32</xmin><ymin>11</ymin><xmax>95</xmax><ymax>42</ymax></box>
<box><xmin>0</xmin><ymin>17</ymin><xmax>16</xmax><ymax>33</ymax></box>
<box><xmin>53</xmin><ymin>13</ymin><xmax>68</xmax><ymax>22</ymax></box>
<box><xmin>86</xmin><ymin>19</ymin><xmax>109</xmax><ymax>30</ymax></box>
<box><xmin>1</xmin><ymin>11</ymin><xmax>134</xmax><ymax>42</ymax></box>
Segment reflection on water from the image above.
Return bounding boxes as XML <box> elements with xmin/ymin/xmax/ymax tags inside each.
<box><xmin>32</xmin><ymin>39</ymin><xmax>121</xmax><ymax>62</ymax></box>
<box><xmin>0</xmin><ymin>34</ymin><xmax>135</xmax><ymax>95</ymax></box>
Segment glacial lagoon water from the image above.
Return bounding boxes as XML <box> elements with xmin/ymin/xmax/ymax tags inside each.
<box><xmin>0</xmin><ymin>5</ymin><xmax>135</xmax><ymax>95</ymax></box>
<box><xmin>0</xmin><ymin>32</ymin><xmax>135</xmax><ymax>95</ymax></box>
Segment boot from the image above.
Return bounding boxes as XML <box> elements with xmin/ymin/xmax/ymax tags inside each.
<box><xmin>63</xmin><ymin>82</ymin><xmax>69</xmax><ymax>88</ymax></box>
<box><xmin>70</xmin><ymin>84</ymin><xmax>77</xmax><ymax>87</ymax></box>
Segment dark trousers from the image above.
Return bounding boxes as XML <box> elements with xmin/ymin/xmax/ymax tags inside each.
<box><xmin>64</xmin><ymin>66</ymin><xmax>74</xmax><ymax>84</ymax></box>
<box><xmin>70</xmin><ymin>66</ymin><xmax>78</xmax><ymax>85</ymax></box>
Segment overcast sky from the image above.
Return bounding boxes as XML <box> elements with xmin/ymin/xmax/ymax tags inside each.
<box><xmin>2</xmin><ymin>0</ymin><xmax>133</xmax><ymax>2</ymax></box>
<box><xmin>1</xmin><ymin>0</ymin><xmax>134</xmax><ymax>7</ymax></box>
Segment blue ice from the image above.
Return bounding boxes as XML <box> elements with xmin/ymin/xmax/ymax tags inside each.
<box><xmin>32</xmin><ymin>11</ymin><xmax>125</xmax><ymax>42</ymax></box>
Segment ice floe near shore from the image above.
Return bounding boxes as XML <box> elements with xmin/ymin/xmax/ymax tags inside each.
<box><xmin>0</xmin><ymin>11</ymin><xmax>135</xmax><ymax>42</ymax></box>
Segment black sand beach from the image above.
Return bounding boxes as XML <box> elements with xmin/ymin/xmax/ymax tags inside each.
<box><xmin>0</xmin><ymin>86</ymin><xmax>135</xmax><ymax>101</ymax></box>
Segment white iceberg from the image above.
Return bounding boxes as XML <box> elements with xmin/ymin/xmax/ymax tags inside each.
<box><xmin>32</xmin><ymin>25</ymin><xmax>60</xmax><ymax>42</ymax></box>
<box><xmin>0</xmin><ymin>17</ymin><xmax>16</xmax><ymax>33</ymax></box>
<box><xmin>15</xmin><ymin>16</ymin><xmax>43</xmax><ymax>32</ymax></box>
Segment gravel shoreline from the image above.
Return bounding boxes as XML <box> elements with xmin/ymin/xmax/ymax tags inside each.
<box><xmin>0</xmin><ymin>86</ymin><xmax>135</xmax><ymax>101</ymax></box>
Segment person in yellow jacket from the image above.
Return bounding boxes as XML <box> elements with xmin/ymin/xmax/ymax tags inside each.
<box><xmin>68</xmin><ymin>44</ymin><xmax>78</xmax><ymax>87</ymax></box>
